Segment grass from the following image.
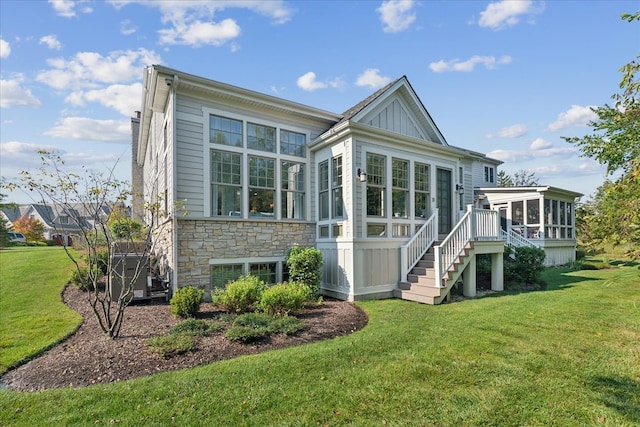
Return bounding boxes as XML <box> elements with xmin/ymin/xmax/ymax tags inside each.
<box><xmin>0</xmin><ymin>247</ymin><xmax>81</xmax><ymax>374</ymax></box>
<box><xmin>1</xmin><ymin>249</ymin><xmax>639</xmax><ymax>426</ymax></box>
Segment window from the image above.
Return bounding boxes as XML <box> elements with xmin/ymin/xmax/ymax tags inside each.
<box><xmin>248</xmin><ymin>156</ymin><xmax>275</xmax><ymax>217</ymax></box>
<box><xmin>484</xmin><ymin>166</ymin><xmax>494</xmax><ymax>183</ymax></box>
<box><xmin>318</xmin><ymin>160</ymin><xmax>329</xmax><ymax>220</ymax></box>
<box><xmin>367</xmin><ymin>223</ymin><xmax>386</xmax><ymax>237</ymax></box>
<box><xmin>391</xmin><ymin>159</ymin><xmax>409</xmax><ymax>218</ymax></box>
<box><xmin>210</xmin><ymin>115</ymin><xmax>242</xmax><ymax>147</ymax></box>
<box><xmin>59</xmin><ymin>215</ymin><xmax>69</xmax><ymax>224</ymax></box>
<box><xmin>247</xmin><ymin>122</ymin><xmax>276</xmax><ymax>152</ymax></box>
<box><xmin>249</xmin><ymin>262</ymin><xmax>277</xmax><ymax>284</ymax></box>
<box><xmin>211</xmin><ymin>264</ymin><xmax>243</xmax><ymax>289</ymax></box>
<box><xmin>367</xmin><ymin>154</ymin><xmax>386</xmax><ymax>217</ymax></box>
<box><xmin>414</xmin><ymin>162</ymin><xmax>430</xmax><ymax>218</ymax></box>
<box><xmin>544</xmin><ymin>198</ymin><xmax>574</xmax><ymax>239</ymax></box>
<box><xmin>280</xmin><ymin>130</ymin><xmax>306</xmax><ymax>157</ymax></box>
<box><xmin>332</xmin><ymin>155</ymin><xmax>343</xmax><ymax>218</ymax></box>
<box><xmin>281</xmin><ymin>161</ymin><xmax>305</xmax><ymax>220</ymax></box>
<box><xmin>211</xmin><ymin>150</ymin><xmax>242</xmax><ymax>216</ymax></box>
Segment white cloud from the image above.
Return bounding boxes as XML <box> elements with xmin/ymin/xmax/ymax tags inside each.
<box><xmin>0</xmin><ymin>38</ymin><xmax>10</xmax><ymax>58</ymax></box>
<box><xmin>487</xmin><ymin>141</ymin><xmax>577</xmax><ymax>163</ymax></box>
<box><xmin>486</xmin><ymin>123</ymin><xmax>528</xmax><ymax>139</ymax></box>
<box><xmin>297</xmin><ymin>72</ymin><xmax>327</xmax><ymax>92</ymax></box>
<box><xmin>377</xmin><ymin>0</ymin><xmax>416</xmax><ymax>33</ymax></box>
<box><xmin>429</xmin><ymin>55</ymin><xmax>512</xmax><ymax>73</ymax></box>
<box><xmin>355</xmin><ymin>68</ymin><xmax>391</xmax><ymax>89</ymax></box>
<box><xmin>295</xmin><ymin>72</ymin><xmax>343</xmax><ymax>92</ymax></box>
<box><xmin>49</xmin><ymin>0</ymin><xmax>92</xmax><ymax>18</ymax></box>
<box><xmin>0</xmin><ymin>76</ymin><xmax>42</xmax><ymax>109</ymax></box>
<box><xmin>529</xmin><ymin>137</ymin><xmax>552</xmax><ymax>150</ymax></box>
<box><xmin>39</xmin><ymin>34</ymin><xmax>62</xmax><ymax>50</ymax></box>
<box><xmin>0</xmin><ymin>141</ymin><xmax>57</xmax><ymax>159</ymax></box>
<box><xmin>112</xmin><ymin>1</ymin><xmax>292</xmax><ymax>47</ymax></box>
<box><xmin>120</xmin><ymin>20</ymin><xmax>137</xmax><ymax>35</ymax></box>
<box><xmin>44</xmin><ymin>117</ymin><xmax>131</xmax><ymax>142</ymax></box>
<box><xmin>36</xmin><ymin>48</ymin><xmax>161</xmax><ymax>90</ymax></box>
<box><xmin>547</xmin><ymin>105</ymin><xmax>598</xmax><ymax>131</ymax></box>
<box><xmin>158</xmin><ymin>18</ymin><xmax>241</xmax><ymax>46</ymax></box>
<box><xmin>477</xmin><ymin>0</ymin><xmax>543</xmax><ymax>30</ymax></box>
<box><xmin>65</xmin><ymin>83</ymin><xmax>143</xmax><ymax>116</ymax></box>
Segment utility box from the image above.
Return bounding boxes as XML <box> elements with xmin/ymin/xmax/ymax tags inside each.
<box><xmin>110</xmin><ymin>253</ymin><xmax>149</xmax><ymax>300</ymax></box>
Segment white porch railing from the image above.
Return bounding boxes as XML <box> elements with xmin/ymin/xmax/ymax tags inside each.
<box><xmin>400</xmin><ymin>209</ymin><xmax>438</xmax><ymax>282</ymax></box>
<box><xmin>434</xmin><ymin>206</ymin><xmax>500</xmax><ymax>288</ymax></box>
<box><xmin>501</xmin><ymin>228</ymin><xmax>541</xmax><ymax>249</ymax></box>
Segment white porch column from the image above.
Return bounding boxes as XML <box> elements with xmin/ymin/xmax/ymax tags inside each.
<box><xmin>491</xmin><ymin>252</ymin><xmax>504</xmax><ymax>291</ymax></box>
<box><xmin>462</xmin><ymin>255</ymin><xmax>476</xmax><ymax>297</ymax></box>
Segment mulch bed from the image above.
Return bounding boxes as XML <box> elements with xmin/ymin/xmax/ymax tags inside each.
<box><xmin>2</xmin><ymin>286</ymin><xmax>368</xmax><ymax>392</ymax></box>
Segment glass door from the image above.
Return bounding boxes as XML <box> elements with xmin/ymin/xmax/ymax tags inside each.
<box><xmin>436</xmin><ymin>168</ymin><xmax>452</xmax><ymax>234</ymax></box>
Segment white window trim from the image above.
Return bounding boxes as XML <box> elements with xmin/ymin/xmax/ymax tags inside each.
<box><xmin>202</xmin><ymin>106</ymin><xmax>311</xmax><ymax>219</ymax></box>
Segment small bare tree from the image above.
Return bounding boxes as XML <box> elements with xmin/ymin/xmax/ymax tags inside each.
<box><xmin>4</xmin><ymin>150</ymin><xmax>165</xmax><ymax>338</ymax></box>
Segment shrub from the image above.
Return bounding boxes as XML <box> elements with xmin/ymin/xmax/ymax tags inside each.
<box><xmin>146</xmin><ymin>333</ymin><xmax>196</xmax><ymax>358</ymax></box>
<box><xmin>268</xmin><ymin>316</ymin><xmax>304</xmax><ymax>335</ymax></box>
<box><xmin>258</xmin><ymin>281</ymin><xmax>312</xmax><ymax>316</ymax></box>
<box><xmin>504</xmin><ymin>245</ymin><xmax>546</xmax><ymax>288</ymax></box>
<box><xmin>225</xmin><ymin>325</ymin><xmax>268</xmax><ymax>343</ymax></box>
<box><xmin>286</xmin><ymin>246</ymin><xmax>323</xmax><ymax>295</ymax></box>
<box><xmin>170</xmin><ymin>286</ymin><xmax>204</xmax><ymax>318</ymax></box>
<box><xmin>69</xmin><ymin>264</ymin><xmax>95</xmax><ymax>291</ymax></box>
<box><xmin>109</xmin><ymin>218</ymin><xmax>143</xmax><ymax>240</ymax></box>
<box><xmin>212</xmin><ymin>275</ymin><xmax>266</xmax><ymax>314</ymax></box>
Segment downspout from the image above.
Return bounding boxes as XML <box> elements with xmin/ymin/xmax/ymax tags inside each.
<box><xmin>169</xmin><ymin>74</ymin><xmax>179</xmax><ymax>294</ymax></box>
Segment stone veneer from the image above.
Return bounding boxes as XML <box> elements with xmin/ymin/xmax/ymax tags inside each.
<box><xmin>176</xmin><ymin>218</ymin><xmax>316</xmax><ymax>288</ymax></box>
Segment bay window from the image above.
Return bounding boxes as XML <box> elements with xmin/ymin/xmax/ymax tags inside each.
<box><xmin>281</xmin><ymin>161</ymin><xmax>305</xmax><ymax>219</ymax></box>
<box><xmin>366</xmin><ymin>154</ymin><xmax>386</xmax><ymax>217</ymax></box>
<box><xmin>332</xmin><ymin>156</ymin><xmax>343</xmax><ymax>218</ymax></box>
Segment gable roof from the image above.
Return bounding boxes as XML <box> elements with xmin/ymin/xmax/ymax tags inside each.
<box><xmin>329</xmin><ymin>76</ymin><xmax>449</xmax><ymax>146</ymax></box>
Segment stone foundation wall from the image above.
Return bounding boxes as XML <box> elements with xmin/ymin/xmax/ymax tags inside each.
<box><xmin>176</xmin><ymin>219</ymin><xmax>316</xmax><ymax>288</ymax></box>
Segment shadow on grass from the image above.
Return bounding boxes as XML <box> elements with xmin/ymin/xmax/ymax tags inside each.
<box><xmin>589</xmin><ymin>374</ymin><xmax>640</xmax><ymax>424</ymax></box>
<box><xmin>476</xmin><ymin>268</ymin><xmax>600</xmax><ymax>300</ymax></box>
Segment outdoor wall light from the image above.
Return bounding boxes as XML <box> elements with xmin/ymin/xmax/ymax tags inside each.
<box><xmin>357</xmin><ymin>168</ymin><xmax>367</xmax><ymax>182</ymax></box>
<box><xmin>456</xmin><ymin>184</ymin><xmax>464</xmax><ymax>195</ymax></box>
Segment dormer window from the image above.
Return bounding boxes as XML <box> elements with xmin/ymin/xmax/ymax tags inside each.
<box><xmin>484</xmin><ymin>166</ymin><xmax>494</xmax><ymax>183</ymax></box>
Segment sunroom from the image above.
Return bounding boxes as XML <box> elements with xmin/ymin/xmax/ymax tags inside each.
<box><xmin>477</xmin><ymin>186</ymin><xmax>583</xmax><ymax>266</ymax></box>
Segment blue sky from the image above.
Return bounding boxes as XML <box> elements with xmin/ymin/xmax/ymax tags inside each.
<box><xmin>1</xmin><ymin>0</ymin><xmax>638</xmax><ymax>204</ymax></box>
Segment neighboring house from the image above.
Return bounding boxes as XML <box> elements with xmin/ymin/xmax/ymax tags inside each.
<box><xmin>134</xmin><ymin>65</ymin><xmax>576</xmax><ymax>304</ymax></box>
<box><xmin>477</xmin><ymin>186</ymin><xmax>583</xmax><ymax>266</ymax></box>
<box><xmin>0</xmin><ymin>203</ymin><xmax>114</xmax><ymax>246</ymax></box>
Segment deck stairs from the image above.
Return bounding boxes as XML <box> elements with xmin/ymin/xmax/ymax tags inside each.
<box><xmin>395</xmin><ymin>241</ymin><xmax>474</xmax><ymax>305</ymax></box>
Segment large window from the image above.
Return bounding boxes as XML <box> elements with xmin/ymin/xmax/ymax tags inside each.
<box><xmin>414</xmin><ymin>162</ymin><xmax>430</xmax><ymax>218</ymax></box>
<box><xmin>211</xmin><ymin>264</ymin><xmax>243</xmax><ymax>289</ymax></box>
<box><xmin>280</xmin><ymin>130</ymin><xmax>306</xmax><ymax>157</ymax></box>
<box><xmin>248</xmin><ymin>156</ymin><xmax>275</xmax><ymax>217</ymax></box>
<box><xmin>392</xmin><ymin>158</ymin><xmax>409</xmax><ymax>218</ymax></box>
<box><xmin>332</xmin><ymin>155</ymin><xmax>343</xmax><ymax>218</ymax></box>
<box><xmin>211</xmin><ymin>151</ymin><xmax>242</xmax><ymax>216</ymax></box>
<box><xmin>544</xmin><ymin>199</ymin><xmax>574</xmax><ymax>239</ymax></box>
<box><xmin>247</xmin><ymin>122</ymin><xmax>276</xmax><ymax>152</ymax></box>
<box><xmin>249</xmin><ymin>262</ymin><xmax>277</xmax><ymax>284</ymax></box>
<box><xmin>208</xmin><ymin>113</ymin><xmax>308</xmax><ymax>220</ymax></box>
<box><xmin>367</xmin><ymin>154</ymin><xmax>386</xmax><ymax>217</ymax></box>
<box><xmin>210</xmin><ymin>115</ymin><xmax>242</xmax><ymax>147</ymax></box>
<box><xmin>281</xmin><ymin>161</ymin><xmax>305</xmax><ymax>219</ymax></box>
<box><xmin>318</xmin><ymin>160</ymin><xmax>329</xmax><ymax>220</ymax></box>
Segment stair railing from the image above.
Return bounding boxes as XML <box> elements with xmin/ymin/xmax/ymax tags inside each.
<box><xmin>400</xmin><ymin>209</ymin><xmax>438</xmax><ymax>282</ymax></box>
<box><xmin>435</xmin><ymin>206</ymin><xmax>501</xmax><ymax>288</ymax></box>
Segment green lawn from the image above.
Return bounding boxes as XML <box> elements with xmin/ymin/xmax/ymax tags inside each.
<box><xmin>0</xmin><ymin>247</ymin><xmax>81</xmax><ymax>374</ymax></box>
<box><xmin>1</xmin><ymin>250</ymin><xmax>639</xmax><ymax>426</ymax></box>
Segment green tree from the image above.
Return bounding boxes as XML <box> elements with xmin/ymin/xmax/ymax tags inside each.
<box><xmin>12</xmin><ymin>216</ymin><xmax>46</xmax><ymax>243</ymax></box>
<box><xmin>497</xmin><ymin>170</ymin><xmax>513</xmax><ymax>187</ymax></box>
<box><xmin>497</xmin><ymin>169</ymin><xmax>539</xmax><ymax>187</ymax></box>
<box><xmin>564</xmin><ymin>12</ymin><xmax>640</xmax><ymax>255</ymax></box>
<box><xmin>3</xmin><ymin>150</ymin><xmax>167</xmax><ymax>338</ymax></box>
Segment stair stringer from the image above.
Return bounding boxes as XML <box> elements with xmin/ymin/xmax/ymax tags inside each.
<box><xmin>431</xmin><ymin>244</ymin><xmax>475</xmax><ymax>304</ymax></box>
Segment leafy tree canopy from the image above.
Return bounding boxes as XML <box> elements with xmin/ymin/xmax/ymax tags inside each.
<box><xmin>563</xmin><ymin>12</ymin><xmax>640</xmax><ymax>176</ymax></box>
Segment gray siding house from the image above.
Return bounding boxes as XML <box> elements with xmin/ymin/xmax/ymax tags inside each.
<box><xmin>135</xmin><ymin>65</ymin><xmax>578</xmax><ymax>304</ymax></box>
